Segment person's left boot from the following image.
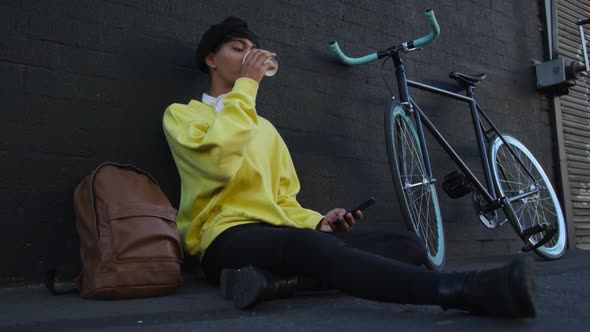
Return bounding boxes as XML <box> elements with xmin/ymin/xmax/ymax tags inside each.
<box><xmin>220</xmin><ymin>266</ymin><xmax>298</xmax><ymax>309</ymax></box>
<box><xmin>438</xmin><ymin>256</ymin><xmax>537</xmax><ymax>318</ymax></box>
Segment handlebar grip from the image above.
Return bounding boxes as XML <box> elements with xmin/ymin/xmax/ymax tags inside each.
<box><xmin>411</xmin><ymin>9</ymin><xmax>440</xmax><ymax>48</ymax></box>
<box><xmin>329</xmin><ymin>41</ymin><xmax>379</xmax><ymax>65</ymax></box>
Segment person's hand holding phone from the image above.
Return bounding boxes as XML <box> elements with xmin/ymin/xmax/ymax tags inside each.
<box><xmin>316</xmin><ymin>198</ymin><xmax>375</xmax><ymax>232</ymax></box>
<box><xmin>317</xmin><ymin>208</ymin><xmax>362</xmax><ymax>232</ymax></box>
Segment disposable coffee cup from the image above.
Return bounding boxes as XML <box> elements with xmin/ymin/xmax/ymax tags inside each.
<box><xmin>242</xmin><ymin>51</ymin><xmax>278</xmax><ymax>77</ymax></box>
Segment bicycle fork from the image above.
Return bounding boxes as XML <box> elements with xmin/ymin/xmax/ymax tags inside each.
<box><xmin>394</xmin><ymin>54</ymin><xmax>435</xmax><ymax>184</ymax></box>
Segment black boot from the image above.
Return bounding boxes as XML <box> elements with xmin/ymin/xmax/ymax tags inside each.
<box><xmin>438</xmin><ymin>256</ymin><xmax>537</xmax><ymax>318</ymax></box>
<box><xmin>220</xmin><ymin>266</ymin><xmax>299</xmax><ymax>309</ymax></box>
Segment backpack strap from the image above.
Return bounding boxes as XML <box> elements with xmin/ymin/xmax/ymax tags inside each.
<box><xmin>109</xmin><ymin>205</ymin><xmax>177</xmax><ymax>221</ymax></box>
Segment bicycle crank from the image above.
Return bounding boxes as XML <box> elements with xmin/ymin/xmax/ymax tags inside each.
<box><xmin>521</xmin><ymin>222</ymin><xmax>557</xmax><ymax>252</ymax></box>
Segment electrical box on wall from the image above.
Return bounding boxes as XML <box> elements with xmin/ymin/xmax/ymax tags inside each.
<box><xmin>536</xmin><ymin>18</ymin><xmax>589</xmax><ymax>97</ymax></box>
<box><xmin>535</xmin><ymin>58</ymin><xmax>585</xmax><ymax>96</ymax></box>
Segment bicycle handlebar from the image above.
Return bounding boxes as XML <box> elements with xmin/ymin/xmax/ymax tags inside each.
<box><xmin>328</xmin><ymin>41</ymin><xmax>379</xmax><ymax>65</ymax></box>
<box><xmin>329</xmin><ymin>9</ymin><xmax>440</xmax><ymax>65</ymax></box>
<box><xmin>411</xmin><ymin>9</ymin><xmax>440</xmax><ymax>48</ymax></box>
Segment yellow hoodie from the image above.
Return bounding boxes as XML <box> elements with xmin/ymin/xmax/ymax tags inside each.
<box><xmin>163</xmin><ymin>77</ymin><xmax>324</xmax><ymax>258</ymax></box>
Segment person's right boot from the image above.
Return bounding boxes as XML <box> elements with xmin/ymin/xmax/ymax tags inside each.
<box><xmin>438</xmin><ymin>256</ymin><xmax>537</xmax><ymax>318</ymax></box>
<box><xmin>220</xmin><ymin>266</ymin><xmax>299</xmax><ymax>309</ymax></box>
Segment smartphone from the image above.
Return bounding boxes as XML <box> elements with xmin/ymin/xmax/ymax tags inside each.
<box><xmin>333</xmin><ymin>197</ymin><xmax>376</xmax><ymax>225</ymax></box>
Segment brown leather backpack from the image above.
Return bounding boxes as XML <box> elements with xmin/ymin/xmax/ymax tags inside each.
<box><xmin>72</xmin><ymin>162</ymin><xmax>183</xmax><ymax>299</ymax></box>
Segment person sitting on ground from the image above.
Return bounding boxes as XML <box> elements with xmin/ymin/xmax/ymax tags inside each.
<box><xmin>162</xmin><ymin>16</ymin><xmax>537</xmax><ymax>318</ymax></box>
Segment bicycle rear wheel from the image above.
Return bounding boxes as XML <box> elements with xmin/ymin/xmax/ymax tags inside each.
<box><xmin>489</xmin><ymin>134</ymin><xmax>567</xmax><ymax>259</ymax></box>
<box><xmin>385</xmin><ymin>104</ymin><xmax>445</xmax><ymax>270</ymax></box>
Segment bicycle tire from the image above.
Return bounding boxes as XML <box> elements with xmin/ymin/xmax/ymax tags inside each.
<box><xmin>489</xmin><ymin>134</ymin><xmax>567</xmax><ymax>259</ymax></box>
<box><xmin>385</xmin><ymin>103</ymin><xmax>445</xmax><ymax>270</ymax></box>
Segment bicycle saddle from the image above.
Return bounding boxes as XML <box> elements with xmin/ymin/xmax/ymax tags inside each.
<box><xmin>449</xmin><ymin>72</ymin><xmax>487</xmax><ymax>87</ymax></box>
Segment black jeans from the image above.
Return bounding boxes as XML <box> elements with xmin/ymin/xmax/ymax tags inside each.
<box><xmin>201</xmin><ymin>223</ymin><xmax>442</xmax><ymax>304</ymax></box>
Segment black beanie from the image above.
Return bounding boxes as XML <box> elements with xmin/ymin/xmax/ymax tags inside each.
<box><xmin>195</xmin><ymin>16</ymin><xmax>260</xmax><ymax>73</ymax></box>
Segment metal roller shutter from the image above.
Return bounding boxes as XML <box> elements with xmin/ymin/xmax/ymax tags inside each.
<box><xmin>557</xmin><ymin>0</ymin><xmax>590</xmax><ymax>249</ymax></box>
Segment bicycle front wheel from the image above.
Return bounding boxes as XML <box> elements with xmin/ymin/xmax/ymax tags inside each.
<box><xmin>490</xmin><ymin>134</ymin><xmax>567</xmax><ymax>259</ymax></box>
<box><xmin>385</xmin><ymin>104</ymin><xmax>445</xmax><ymax>270</ymax></box>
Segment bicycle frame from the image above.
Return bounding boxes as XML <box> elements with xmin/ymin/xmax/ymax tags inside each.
<box><xmin>391</xmin><ymin>52</ymin><xmax>542</xmax><ymax>225</ymax></box>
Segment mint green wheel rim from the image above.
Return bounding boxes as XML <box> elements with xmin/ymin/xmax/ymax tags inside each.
<box><xmin>390</xmin><ymin>106</ymin><xmax>445</xmax><ymax>269</ymax></box>
<box><xmin>490</xmin><ymin>135</ymin><xmax>566</xmax><ymax>259</ymax></box>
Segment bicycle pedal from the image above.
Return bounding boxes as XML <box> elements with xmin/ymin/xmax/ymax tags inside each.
<box><xmin>442</xmin><ymin>170</ymin><xmax>472</xmax><ymax>199</ymax></box>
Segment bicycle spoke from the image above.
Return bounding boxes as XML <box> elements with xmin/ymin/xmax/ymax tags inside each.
<box><xmin>514</xmin><ymin>203</ymin><xmax>527</xmax><ymax>230</ymax></box>
<box><xmin>413</xmin><ymin>187</ymin><xmax>436</xmax><ymax>253</ymax></box>
<box><xmin>425</xmin><ymin>191</ymin><xmax>437</xmax><ymax>251</ymax></box>
<box><xmin>408</xmin><ymin>188</ymin><xmax>430</xmax><ymax>205</ymax></box>
<box><xmin>531</xmin><ymin>201</ymin><xmax>558</xmax><ymax>217</ymax></box>
<box><xmin>499</xmin><ymin>179</ymin><xmax>529</xmax><ymax>187</ymax></box>
<box><xmin>502</xmin><ymin>146</ymin><xmax>537</xmax><ymax>189</ymax></box>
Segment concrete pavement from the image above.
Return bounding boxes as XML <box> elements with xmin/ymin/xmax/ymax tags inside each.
<box><xmin>1</xmin><ymin>250</ymin><xmax>589</xmax><ymax>332</ymax></box>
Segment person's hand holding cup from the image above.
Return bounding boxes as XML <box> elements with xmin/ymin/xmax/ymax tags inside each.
<box><xmin>240</xmin><ymin>49</ymin><xmax>278</xmax><ymax>83</ymax></box>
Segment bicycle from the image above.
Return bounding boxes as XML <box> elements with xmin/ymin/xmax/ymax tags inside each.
<box><xmin>328</xmin><ymin>9</ymin><xmax>567</xmax><ymax>271</ymax></box>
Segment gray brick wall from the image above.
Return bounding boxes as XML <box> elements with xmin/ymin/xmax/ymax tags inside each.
<box><xmin>0</xmin><ymin>0</ymin><xmax>553</xmax><ymax>284</ymax></box>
